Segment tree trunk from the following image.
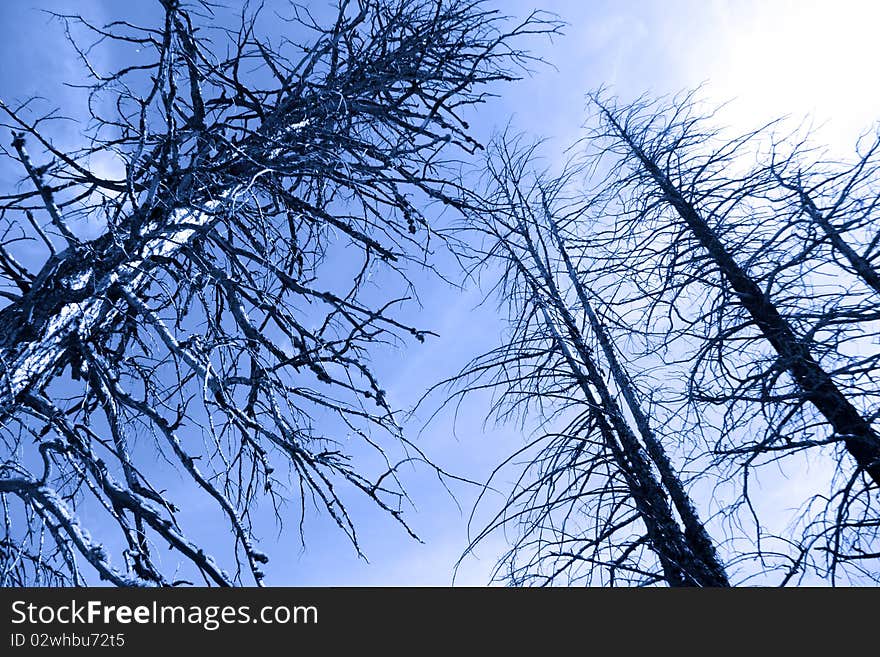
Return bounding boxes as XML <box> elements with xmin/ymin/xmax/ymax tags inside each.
<box><xmin>600</xmin><ymin>107</ymin><xmax>880</xmax><ymax>487</ymax></box>
<box><xmin>515</xmin><ymin>224</ymin><xmax>726</xmax><ymax>586</ymax></box>
<box><xmin>546</xmin><ymin>217</ymin><xmax>729</xmax><ymax>586</ymax></box>
<box><xmin>799</xmin><ymin>190</ymin><xmax>880</xmax><ymax>296</ymax></box>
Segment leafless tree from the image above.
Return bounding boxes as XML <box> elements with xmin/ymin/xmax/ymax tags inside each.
<box><xmin>437</xmin><ymin>89</ymin><xmax>880</xmax><ymax>586</ymax></box>
<box><xmin>579</xmin><ymin>91</ymin><xmax>880</xmax><ymax>584</ymax></box>
<box><xmin>0</xmin><ymin>0</ymin><xmax>556</xmax><ymax>586</ymax></box>
<box><xmin>440</xmin><ymin>136</ymin><xmax>729</xmax><ymax>586</ymax></box>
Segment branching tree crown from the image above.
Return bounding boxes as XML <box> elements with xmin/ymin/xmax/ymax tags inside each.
<box><xmin>439</xmin><ymin>90</ymin><xmax>880</xmax><ymax>586</ymax></box>
<box><xmin>0</xmin><ymin>0</ymin><xmax>556</xmax><ymax>586</ymax></box>
<box><xmin>437</xmin><ymin>135</ymin><xmax>728</xmax><ymax>586</ymax></box>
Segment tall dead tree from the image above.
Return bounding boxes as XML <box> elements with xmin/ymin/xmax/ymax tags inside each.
<box><xmin>543</xmin><ymin>213</ymin><xmax>727</xmax><ymax>585</ymax></box>
<box><xmin>583</xmin><ymin>92</ymin><xmax>880</xmax><ymax>583</ymax></box>
<box><xmin>0</xmin><ymin>0</ymin><xmax>555</xmax><ymax>586</ymax></box>
<box><xmin>444</xmin><ymin>93</ymin><xmax>880</xmax><ymax>586</ymax></box>
<box><xmin>591</xmin><ymin>94</ymin><xmax>880</xmax><ymax>486</ymax></box>
<box><xmin>445</xmin><ymin>137</ymin><xmax>728</xmax><ymax>586</ymax></box>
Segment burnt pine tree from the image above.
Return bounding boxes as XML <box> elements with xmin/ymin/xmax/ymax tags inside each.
<box><xmin>583</xmin><ymin>92</ymin><xmax>880</xmax><ymax>583</ymax></box>
<box><xmin>591</xmin><ymin>93</ymin><xmax>880</xmax><ymax>486</ymax></box>
<box><xmin>446</xmin><ymin>137</ymin><xmax>728</xmax><ymax>586</ymax></box>
<box><xmin>0</xmin><ymin>0</ymin><xmax>555</xmax><ymax>586</ymax></box>
<box><xmin>543</xmin><ymin>203</ymin><xmax>728</xmax><ymax>586</ymax></box>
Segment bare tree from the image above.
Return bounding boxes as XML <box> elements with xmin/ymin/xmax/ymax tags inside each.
<box><xmin>580</xmin><ymin>91</ymin><xmax>880</xmax><ymax>584</ymax></box>
<box><xmin>0</xmin><ymin>0</ymin><xmax>555</xmax><ymax>586</ymax></box>
<box><xmin>442</xmin><ymin>136</ymin><xmax>728</xmax><ymax>586</ymax></box>
<box><xmin>590</xmin><ymin>93</ymin><xmax>880</xmax><ymax>481</ymax></box>
<box><xmin>438</xmin><ymin>91</ymin><xmax>880</xmax><ymax>586</ymax></box>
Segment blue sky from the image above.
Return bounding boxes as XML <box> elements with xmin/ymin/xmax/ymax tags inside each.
<box><xmin>2</xmin><ymin>0</ymin><xmax>879</xmax><ymax>585</ymax></box>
